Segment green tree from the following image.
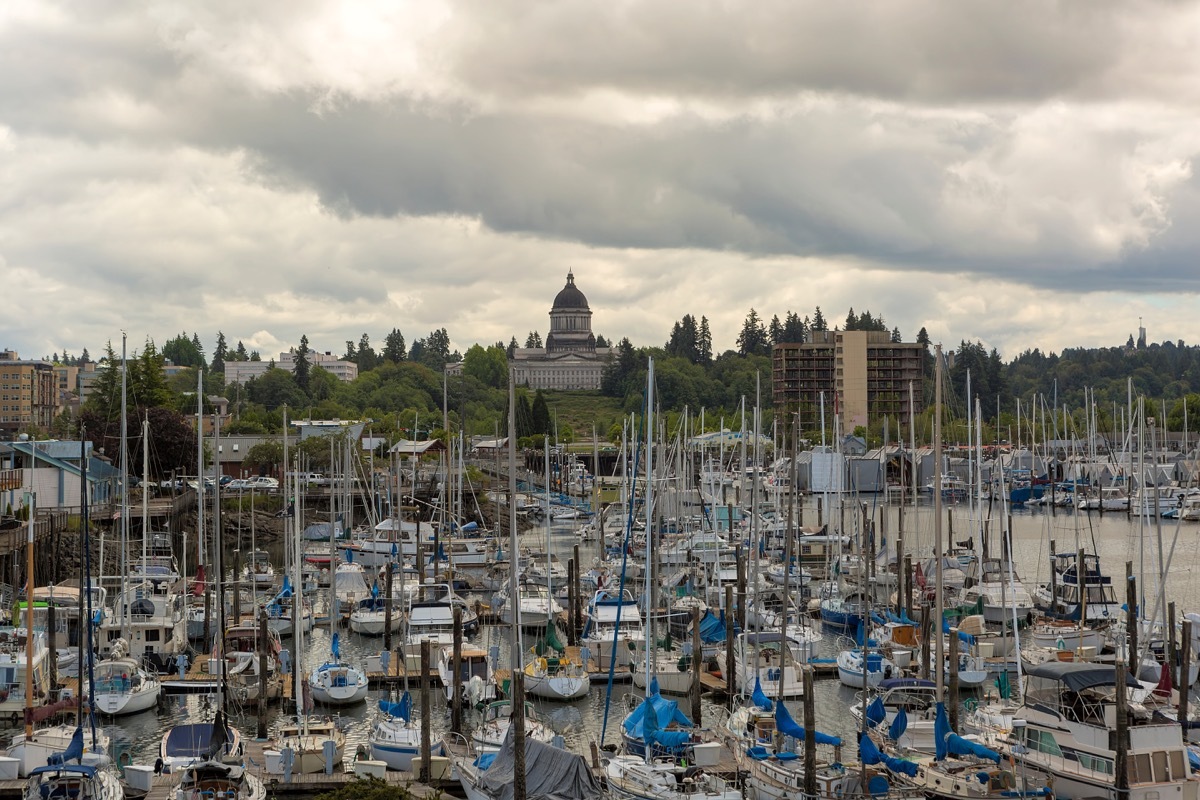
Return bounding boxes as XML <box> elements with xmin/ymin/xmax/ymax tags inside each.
<box><xmin>211</xmin><ymin>332</ymin><xmax>228</xmax><ymax>374</ymax></box>
<box><xmin>294</xmin><ymin>335</ymin><xmax>311</xmax><ymax>391</ymax></box>
<box><xmin>531</xmin><ymin>390</ymin><xmax>552</xmax><ymax>435</ymax></box>
<box><xmin>462</xmin><ymin>344</ymin><xmax>508</xmax><ymax>389</ymax></box>
<box><xmin>812</xmin><ymin>306</ymin><xmax>827</xmax><ymax>331</ymax></box>
<box><xmin>130</xmin><ymin>338</ymin><xmax>173</xmax><ymax>409</ymax></box>
<box><xmin>524</xmin><ymin>331</ymin><xmax>542</xmax><ymax>349</ymax></box>
<box><xmin>356</xmin><ymin>333</ymin><xmax>378</xmax><ymax>372</ymax></box>
<box><xmin>382</xmin><ymin>329</ymin><xmax>406</xmax><ymax>363</ymax></box>
<box><xmin>246</xmin><ymin>367</ymin><xmax>308</xmax><ymax>412</ymax></box>
<box><xmin>697</xmin><ymin>316</ymin><xmax>713</xmax><ymax>364</ymax></box>
<box><xmin>736</xmin><ymin>309</ymin><xmax>769</xmax><ymax>356</ymax></box>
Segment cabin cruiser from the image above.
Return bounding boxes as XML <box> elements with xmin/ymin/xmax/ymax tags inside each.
<box><xmin>1000</xmin><ymin>662</ymin><xmax>1200</xmax><ymax>800</ymax></box>
<box><xmin>960</xmin><ymin>557</ymin><xmax>1035</xmax><ymax>625</ymax></box>
<box><xmin>1033</xmin><ymin>551</ymin><xmax>1121</xmax><ymax>623</ymax></box>
<box><xmin>100</xmin><ymin>580</ymin><xmax>186</xmax><ymax>672</ymax></box>
<box><xmin>582</xmin><ymin>589</ymin><xmax>645</xmax><ymax>672</ymax></box>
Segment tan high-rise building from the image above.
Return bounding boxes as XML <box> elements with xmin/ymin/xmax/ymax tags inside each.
<box><xmin>772</xmin><ymin>331</ymin><xmax>924</xmax><ymax>432</ymax></box>
<box><xmin>0</xmin><ymin>350</ymin><xmax>59</xmax><ymax>433</ymax></box>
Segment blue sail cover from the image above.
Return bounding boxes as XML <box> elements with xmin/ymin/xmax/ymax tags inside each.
<box><xmin>622</xmin><ymin>693</ymin><xmax>692</xmax><ymax>742</ymax></box>
<box><xmin>865</xmin><ymin>696</ymin><xmax>887</xmax><ymax>728</ymax></box>
<box><xmin>47</xmin><ymin>727</ymin><xmax>84</xmax><ymax>766</ymax></box>
<box><xmin>775</xmin><ymin>699</ymin><xmax>841</xmax><ymax>746</ymax></box>
<box><xmin>859</xmin><ymin>732</ymin><xmax>919</xmax><ymax>778</ymax></box>
<box><xmin>752</xmin><ymin>677</ymin><xmax>774</xmax><ymax>711</ymax></box>
<box><xmin>345</xmin><ymin>548</ymin><xmax>354</xmax><ymax>563</ymax></box>
<box><xmin>941</xmin><ymin>620</ymin><xmax>977</xmax><ymax>647</ymax></box>
<box><xmin>933</xmin><ymin>702</ymin><xmax>1000</xmax><ymax>764</ymax></box>
<box><xmin>640</xmin><ymin>692</ymin><xmax>691</xmax><ymax>750</ymax></box>
<box><xmin>888</xmin><ymin>708</ymin><xmax>908</xmax><ymax>741</ymax></box>
<box><xmin>331</xmin><ymin>633</ymin><xmax>341</xmax><ymax>661</ymax></box>
<box><xmin>379</xmin><ymin>692</ymin><xmax>412</xmax><ymax>721</ymax></box>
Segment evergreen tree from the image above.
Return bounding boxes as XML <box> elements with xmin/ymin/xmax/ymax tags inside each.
<box><xmin>130</xmin><ymin>338</ymin><xmax>172</xmax><ymax>409</ymax></box>
<box><xmin>916</xmin><ymin>327</ymin><xmax>930</xmax><ymax>347</ymax></box>
<box><xmin>382</xmin><ymin>328</ymin><xmax>407</xmax><ymax>363</ymax></box>
<box><xmin>531</xmin><ymin>390</ymin><xmax>552</xmax><ymax>435</ymax></box>
<box><xmin>294</xmin><ymin>335</ymin><xmax>311</xmax><ymax>391</ymax></box>
<box><xmin>190</xmin><ymin>333</ymin><xmax>205</xmax><ymax>366</ymax></box>
<box><xmin>80</xmin><ymin>348</ymin><xmax>91</xmax><ymax>364</ymax></box>
<box><xmin>525</xmin><ymin>331</ymin><xmax>542</xmax><ymax>349</ymax></box>
<box><xmin>891</xmin><ymin>327</ymin><xmax>902</xmax><ymax>343</ymax></box>
<box><xmin>234</xmin><ymin>341</ymin><xmax>249</xmax><ymax>361</ymax></box>
<box><xmin>736</xmin><ymin>308</ymin><xmax>769</xmax><ymax>356</ymax></box>
<box><xmin>768</xmin><ymin>315</ymin><xmax>784</xmax><ymax>346</ymax></box>
<box><xmin>249</xmin><ymin>350</ymin><xmax>261</xmax><ymax>361</ymax></box>
<box><xmin>595</xmin><ymin>334</ymin><xmax>609</xmax><ymax>348</ymax></box>
<box><xmin>343</xmin><ymin>340</ymin><xmax>357</xmax><ymax>362</ymax></box>
<box><xmin>506</xmin><ymin>337</ymin><xmax>518</xmax><ymax>359</ymax></box>
<box><xmin>83</xmin><ymin>341</ymin><xmax>123</xmax><ymax>420</ymax></box>
<box><xmin>697</xmin><ymin>317</ymin><xmax>713</xmax><ymax>364</ymax></box>
<box><xmin>356</xmin><ymin>333</ymin><xmax>377</xmax><ymax>372</ymax></box>
<box><xmin>844</xmin><ymin>308</ymin><xmax>856</xmax><ymax>331</ymax></box>
<box><xmin>812</xmin><ymin>306</ymin><xmax>827</xmax><ymax>332</ymax></box>
<box><xmin>212</xmin><ymin>332</ymin><xmax>228</xmax><ymax>374</ymax></box>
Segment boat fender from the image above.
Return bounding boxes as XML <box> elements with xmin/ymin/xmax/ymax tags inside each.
<box><xmin>1056</xmin><ymin>638</ymin><xmax>1066</xmax><ymax>651</ymax></box>
<box><xmin>535</xmin><ymin>657</ymin><xmax>548</xmax><ymax>672</ymax></box>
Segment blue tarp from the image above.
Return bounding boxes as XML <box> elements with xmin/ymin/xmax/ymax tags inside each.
<box><xmin>775</xmin><ymin>699</ymin><xmax>841</xmax><ymax>746</ymax></box>
<box><xmin>697</xmin><ymin>609</ymin><xmax>728</xmax><ymax>643</ymax></box>
<box><xmin>859</xmin><ymin>732</ymin><xmax>919</xmax><ymax>778</ymax></box>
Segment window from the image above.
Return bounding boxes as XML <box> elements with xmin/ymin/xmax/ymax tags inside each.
<box><xmin>1077</xmin><ymin>753</ymin><xmax>1113</xmax><ymax>775</ymax></box>
<box><xmin>1023</xmin><ymin>728</ymin><xmax>1063</xmax><ymax>758</ymax></box>
<box><xmin>145</xmin><ymin>629</ymin><xmax>160</xmax><ymax>642</ymax></box>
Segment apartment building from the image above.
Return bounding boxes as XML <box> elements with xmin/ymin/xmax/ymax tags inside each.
<box><xmin>0</xmin><ymin>351</ymin><xmax>58</xmax><ymax>433</ymax></box>
<box><xmin>772</xmin><ymin>330</ymin><xmax>925</xmax><ymax>432</ymax></box>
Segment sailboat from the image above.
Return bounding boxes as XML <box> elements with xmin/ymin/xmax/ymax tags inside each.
<box><xmin>8</xmin><ymin>440</ymin><xmax>113</xmax><ymax>779</ymax></box>
<box><xmin>22</xmin><ymin>728</ymin><xmax>121</xmax><ymax>800</ymax></box>
<box><xmin>170</xmin><ymin>710</ymin><xmax>265</xmax><ymax>800</ymax></box>
<box><xmin>271</xmin><ymin>464</ymin><xmax>347</xmax><ymax>773</ymax></box>
<box><xmin>367</xmin><ymin>692</ymin><xmax>426</xmax><ymax>771</ymax></box>
<box><xmin>91</xmin><ymin>637</ymin><xmax>161</xmax><ymax>716</ymax></box>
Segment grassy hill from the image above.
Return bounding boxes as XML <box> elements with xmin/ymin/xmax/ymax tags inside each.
<box><xmin>538</xmin><ymin>390</ymin><xmax>627</xmax><ymax>445</ymax></box>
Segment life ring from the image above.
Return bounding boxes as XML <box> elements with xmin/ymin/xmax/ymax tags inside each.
<box><xmin>118</xmin><ymin>752</ymin><xmax>133</xmax><ymax>768</ymax></box>
<box><xmin>964</xmin><ymin>697</ymin><xmax>978</xmax><ymax>713</ymax></box>
<box><xmin>535</xmin><ymin>657</ymin><xmax>548</xmax><ymax>673</ymax></box>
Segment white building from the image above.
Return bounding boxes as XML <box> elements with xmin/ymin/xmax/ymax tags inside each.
<box><xmin>225</xmin><ymin>350</ymin><xmax>359</xmax><ymax>384</ymax></box>
<box><xmin>507</xmin><ymin>272</ymin><xmax>612</xmax><ymax>391</ymax></box>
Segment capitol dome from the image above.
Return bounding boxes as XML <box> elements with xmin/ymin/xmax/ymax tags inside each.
<box><xmin>552</xmin><ymin>272</ymin><xmax>589</xmax><ymax>310</ymax></box>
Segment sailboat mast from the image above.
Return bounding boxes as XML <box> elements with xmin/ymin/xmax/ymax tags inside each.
<box><xmin>933</xmin><ymin>344</ymin><xmax>945</xmax><ymax>701</ymax></box>
<box><xmin>643</xmin><ymin>357</ymin><xmax>655</xmax><ymax>762</ymax></box>
<box><xmin>196</xmin><ymin>375</ymin><xmax>204</xmax><ymax>599</ymax></box>
<box><xmin>120</xmin><ymin>333</ymin><xmax>130</xmax><ymax>642</ymax></box>
<box><xmin>142</xmin><ymin>415</ymin><xmax>149</xmax><ymax>567</ymax></box>
<box><xmin>24</xmin><ymin>442</ymin><xmax>36</xmax><ymax>740</ymax></box>
<box><xmin>507</xmin><ymin>369</ymin><xmax>521</xmax><ymax>673</ymax></box>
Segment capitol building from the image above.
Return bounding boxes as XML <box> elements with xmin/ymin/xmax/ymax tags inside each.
<box><xmin>509</xmin><ymin>272</ymin><xmax>612</xmax><ymax>390</ymax></box>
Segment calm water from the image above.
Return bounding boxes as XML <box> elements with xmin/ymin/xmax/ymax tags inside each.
<box><xmin>15</xmin><ymin>497</ymin><xmax>1199</xmax><ymax>768</ymax></box>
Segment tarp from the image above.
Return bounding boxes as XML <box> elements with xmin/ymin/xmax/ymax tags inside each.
<box><xmin>858</xmin><ymin>732</ymin><xmax>919</xmax><ymax>778</ymax></box>
<box><xmin>775</xmin><ymin>698</ymin><xmax>841</xmax><ymax>746</ymax></box>
<box><xmin>941</xmin><ymin>620</ymin><xmax>977</xmax><ymax>647</ymax></box>
<box><xmin>642</xmin><ymin>692</ymin><xmax>691</xmax><ymax>750</ymax></box>
<box><xmin>697</xmin><ymin>609</ymin><xmax>727</xmax><ymax>643</ymax></box>
<box><xmin>475</xmin><ymin>723</ymin><xmax>603</xmax><ymax>800</ymax></box>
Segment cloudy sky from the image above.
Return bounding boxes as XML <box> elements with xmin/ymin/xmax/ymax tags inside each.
<box><xmin>2</xmin><ymin>1</ymin><xmax>1199</xmax><ymax>364</ymax></box>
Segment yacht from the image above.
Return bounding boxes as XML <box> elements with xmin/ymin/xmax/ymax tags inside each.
<box><xmin>960</xmin><ymin>557</ymin><xmax>1035</xmax><ymax>625</ymax></box>
<box><xmin>495</xmin><ymin>579</ymin><xmax>561</xmax><ymax>629</ymax></box>
<box><xmin>272</xmin><ymin>718</ymin><xmax>346</xmax><ymax>774</ymax></box>
<box><xmin>581</xmin><ymin>589</ymin><xmax>645</xmax><ymax>672</ymax></box>
<box><xmin>214</xmin><ymin>622</ymin><xmax>282</xmax><ymax>707</ymax></box>
<box><xmin>1033</xmin><ymin>551</ymin><xmax>1121</xmax><ymax>623</ymax></box>
<box><xmin>0</xmin><ymin>627</ymin><xmax>52</xmax><ymax>719</ymax></box>
<box><xmin>368</xmin><ymin>693</ymin><xmax>429</xmax><ymax>771</ymax></box>
<box><xmin>436</xmin><ymin>644</ymin><xmax>496</xmax><ymax>705</ymax></box>
<box><xmin>349</xmin><ymin>596</ymin><xmax>403</xmax><ymax>636</ymax></box>
<box><xmin>23</xmin><ymin>762</ymin><xmax>122</xmax><ymax>800</ymax></box>
<box><xmin>471</xmin><ymin>699</ymin><xmax>555</xmax><ymax>754</ymax></box>
<box><xmin>99</xmin><ymin>580</ymin><xmax>187</xmax><ymax>672</ymax></box>
<box><xmin>1003</xmin><ymin>661</ymin><xmax>1200</xmax><ymax>800</ymax></box>
<box><xmin>331</xmin><ymin>562</ymin><xmax>371</xmax><ymax>614</ymax></box>
<box><xmin>523</xmin><ymin>654</ymin><xmax>590</xmax><ymax>701</ymax></box>
<box><xmin>159</xmin><ymin>719</ymin><xmax>243</xmax><ymax>772</ymax></box>
<box><xmin>242</xmin><ymin>550</ymin><xmax>275</xmax><ymax>587</ymax></box>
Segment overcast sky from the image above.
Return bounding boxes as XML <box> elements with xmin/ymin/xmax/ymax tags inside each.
<box><xmin>3</xmin><ymin>1</ymin><xmax>1199</xmax><ymax>364</ymax></box>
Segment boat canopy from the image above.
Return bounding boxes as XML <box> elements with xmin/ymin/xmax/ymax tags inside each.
<box><xmin>1024</xmin><ymin>662</ymin><xmax>1140</xmax><ymax>693</ymax></box>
